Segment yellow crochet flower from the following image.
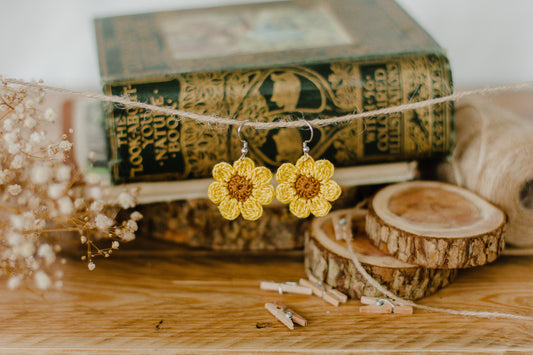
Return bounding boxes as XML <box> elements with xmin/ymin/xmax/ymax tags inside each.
<box><xmin>276</xmin><ymin>155</ymin><xmax>341</xmax><ymax>218</ymax></box>
<box><xmin>208</xmin><ymin>157</ymin><xmax>275</xmax><ymax>221</ymax></box>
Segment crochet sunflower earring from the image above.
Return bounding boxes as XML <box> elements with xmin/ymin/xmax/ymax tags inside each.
<box><xmin>208</xmin><ymin>122</ymin><xmax>275</xmax><ymax>221</ymax></box>
<box><xmin>275</xmin><ymin>121</ymin><xmax>341</xmax><ymax>218</ymax></box>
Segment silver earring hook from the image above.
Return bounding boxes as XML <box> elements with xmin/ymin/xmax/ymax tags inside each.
<box><xmin>238</xmin><ymin>120</ymin><xmax>249</xmax><ymax>159</ymax></box>
<box><xmin>301</xmin><ymin>120</ymin><xmax>313</xmax><ymax>157</ymax></box>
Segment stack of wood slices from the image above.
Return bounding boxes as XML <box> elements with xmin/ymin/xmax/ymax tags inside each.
<box><xmin>305</xmin><ymin>181</ymin><xmax>507</xmax><ymax>300</ymax></box>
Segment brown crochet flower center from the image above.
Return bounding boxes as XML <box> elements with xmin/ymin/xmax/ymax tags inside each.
<box><xmin>295</xmin><ymin>174</ymin><xmax>321</xmax><ymax>200</ymax></box>
<box><xmin>227</xmin><ymin>174</ymin><xmax>253</xmax><ymax>202</ymax></box>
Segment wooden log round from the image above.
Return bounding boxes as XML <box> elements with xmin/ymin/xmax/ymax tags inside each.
<box><xmin>136</xmin><ymin>199</ymin><xmax>306</xmax><ymax>251</ymax></box>
<box><xmin>305</xmin><ymin>208</ymin><xmax>457</xmax><ymax>300</ymax></box>
<box><xmin>133</xmin><ymin>187</ymin><xmax>358</xmax><ymax>251</ymax></box>
<box><xmin>366</xmin><ymin>181</ymin><xmax>507</xmax><ymax>269</ymax></box>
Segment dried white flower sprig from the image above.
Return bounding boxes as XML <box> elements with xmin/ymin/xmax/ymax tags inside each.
<box><xmin>0</xmin><ymin>79</ymin><xmax>141</xmax><ymax>290</ymax></box>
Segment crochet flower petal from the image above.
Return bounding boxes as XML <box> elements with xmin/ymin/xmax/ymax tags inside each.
<box><xmin>276</xmin><ymin>163</ymin><xmax>298</xmax><ymax>184</ymax></box>
<box><xmin>208</xmin><ymin>181</ymin><xmax>227</xmax><ymax>204</ymax></box>
<box><xmin>320</xmin><ymin>179</ymin><xmax>342</xmax><ymax>201</ymax></box>
<box><xmin>290</xmin><ymin>198</ymin><xmax>311</xmax><ymax>218</ymax></box>
<box><xmin>310</xmin><ymin>197</ymin><xmax>331</xmax><ymax>217</ymax></box>
<box><xmin>241</xmin><ymin>198</ymin><xmax>263</xmax><ymax>221</ymax></box>
<box><xmin>276</xmin><ymin>183</ymin><xmax>296</xmax><ymax>204</ymax></box>
<box><xmin>234</xmin><ymin>157</ymin><xmax>255</xmax><ymax>179</ymax></box>
<box><xmin>212</xmin><ymin>162</ymin><xmax>234</xmax><ymax>183</ymax></box>
<box><xmin>218</xmin><ymin>196</ymin><xmax>240</xmax><ymax>220</ymax></box>
<box><xmin>251</xmin><ymin>166</ymin><xmax>272</xmax><ymax>186</ymax></box>
<box><xmin>295</xmin><ymin>155</ymin><xmax>315</xmax><ymax>176</ymax></box>
<box><xmin>314</xmin><ymin>159</ymin><xmax>334</xmax><ymax>181</ymax></box>
<box><xmin>253</xmin><ymin>185</ymin><xmax>275</xmax><ymax>205</ymax></box>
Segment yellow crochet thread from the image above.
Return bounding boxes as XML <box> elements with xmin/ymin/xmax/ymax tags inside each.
<box><xmin>208</xmin><ymin>157</ymin><xmax>275</xmax><ymax>221</ymax></box>
<box><xmin>276</xmin><ymin>155</ymin><xmax>341</xmax><ymax>218</ymax></box>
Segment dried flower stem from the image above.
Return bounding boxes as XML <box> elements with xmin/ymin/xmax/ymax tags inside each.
<box><xmin>31</xmin><ymin>227</ymin><xmax>82</xmax><ymax>233</ymax></box>
<box><xmin>0</xmin><ymin>204</ymin><xmax>22</xmax><ymax>214</ymax></box>
<box><xmin>0</xmin><ymin>79</ymin><xmax>142</xmax><ymax>289</ymax></box>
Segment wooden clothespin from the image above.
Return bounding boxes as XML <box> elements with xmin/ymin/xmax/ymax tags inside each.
<box><xmin>359</xmin><ymin>296</ymin><xmax>413</xmax><ymax>315</ymax></box>
<box><xmin>307</xmin><ymin>273</ymin><xmax>348</xmax><ymax>303</ymax></box>
<box><xmin>260</xmin><ymin>281</ymin><xmax>312</xmax><ymax>295</ymax></box>
<box><xmin>332</xmin><ymin>213</ymin><xmax>353</xmax><ymax>241</ymax></box>
<box><xmin>273</xmin><ymin>301</ymin><xmax>307</xmax><ymax>327</ymax></box>
<box><xmin>265</xmin><ymin>302</ymin><xmax>307</xmax><ymax>330</ymax></box>
<box><xmin>299</xmin><ymin>278</ymin><xmax>345</xmax><ymax>306</ymax></box>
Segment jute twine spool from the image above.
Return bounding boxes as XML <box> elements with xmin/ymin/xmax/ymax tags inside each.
<box><xmin>439</xmin><ymin>98</ymin><xmax>533</xmax><ymax>248</ymax></box>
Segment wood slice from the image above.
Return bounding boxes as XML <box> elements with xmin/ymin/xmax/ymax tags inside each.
<box><xmin>366</xmin><ymin>181</ymin><xmax>506</xmax><ymax>269</ymax></box>
<box><xmin>305</xmin><ymin>208</ymin><xmax>457</xmax><ymax>300</ymax></box>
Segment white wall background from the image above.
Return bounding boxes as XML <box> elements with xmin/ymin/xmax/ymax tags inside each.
<box><xmin>0</xmin><ymin>0</ymin><xmax>532</xmax><ymax>90</ymax></box>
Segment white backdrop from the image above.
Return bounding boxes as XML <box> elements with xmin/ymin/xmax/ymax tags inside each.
<box><xmin>1</xmin><ymin>0</ymin><xmax>532</xmax><ymax>89</ymax></box>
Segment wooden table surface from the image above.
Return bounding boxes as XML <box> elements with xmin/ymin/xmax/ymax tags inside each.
<box><xmin>0</xmin><ymin>242</ymin><xmax>532</xmax><ymax>354</ymax></box>
<box><xmin>1</xmin><ymin>92</ymin><xmax>533</xmax><ymax>354</ymax></box>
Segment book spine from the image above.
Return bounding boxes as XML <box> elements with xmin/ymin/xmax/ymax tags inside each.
<box><xmin>105</xmin><ymin>54</ymin><xmax>453</xmax><ymax>184</ymax></box>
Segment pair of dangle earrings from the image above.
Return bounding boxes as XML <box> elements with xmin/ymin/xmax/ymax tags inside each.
<box><xmin>208</xmin><ymin>121</ymin><xmax>342</xmax><ymax>221</ymax></box>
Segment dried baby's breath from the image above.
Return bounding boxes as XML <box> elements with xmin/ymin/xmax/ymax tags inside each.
<box><xmin>0</xmin><ymin>80</ymin><xmax>141</xmax><ymax>290</ymax></box>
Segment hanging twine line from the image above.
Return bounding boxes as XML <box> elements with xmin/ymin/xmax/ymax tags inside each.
<box><xmin>5</xmin><ymin>76</ymin><xmax>533</xmax><ymax>320</ymax></box>
<box><xmin>3</xmin><ymin>77</ymin><xmax>533</xmax><ymax>129</ymax></box>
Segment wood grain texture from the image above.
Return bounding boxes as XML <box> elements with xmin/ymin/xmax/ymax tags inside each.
<box><xmin>0</xmin><ymin>239</ymin><xmax>532</xmax><ymax>354</ymax></box>
<box><xmin>366</xmin><ymin>181</ymin><xmax>506</xmax><ymax>269</ymax></box>
<box><xmin>305</xmin><ymin>209</ymin><xmax>457</xmax><ymax>300</ymax></box>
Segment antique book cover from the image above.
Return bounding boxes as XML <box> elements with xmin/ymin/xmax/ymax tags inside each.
<box><xmin>95</xmin><ymin>0</ymin><xmax>453</xmax><ymax>184</ymax></box>
<box><xmin>70</xmin><ymin>100</ymin><xmax>418</xmax><ymax>204</ymax></box>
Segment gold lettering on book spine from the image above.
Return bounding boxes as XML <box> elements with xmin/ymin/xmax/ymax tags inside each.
<box><xmin>401</xmin><ymin>56</ymin><xmax>432</xmax><ymax>155</ymax></box>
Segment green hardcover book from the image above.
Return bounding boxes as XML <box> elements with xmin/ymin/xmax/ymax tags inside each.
<box><xmin>95</xmin><ymin>0</ymin><xmax>453</xmax><ymax>184</ymax></box>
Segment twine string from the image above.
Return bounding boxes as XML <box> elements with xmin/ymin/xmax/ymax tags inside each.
<box><xmin>3</xmin><ymin>77</ymin><xmax>533</xmax><ymax>129</ymax></box>
<box><xmin>472</xmin><ymin>107</ymin><xmax>487</xmax><ymax>191</ymax></box>
<box><xmin>4</xmin><ymin>77</ymin><xmax>533</xmax><ymax>318</ymax></box>
<box><xmin>344</xmin><ymin>207</ymin><xmax>533</xmax><ymax>321</ymax></box>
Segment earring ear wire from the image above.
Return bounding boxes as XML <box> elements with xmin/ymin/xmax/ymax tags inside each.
<box><xmin>207</xmin><ymin>120</ymin><xmax>275</xmax><ymax>221</ymax></box>
<box><xmin>237</xmin><ymin>120</ymin><xmax>249</xmax><ymax>159</ymax></box>
<box><xmin>301</xmin><ymin>119</ymin><xmax>313</xmax><ymax>157</ymax></box>
<box><xmin>274</xmin><ymin>119</ymin><xmax>342</xmax><ymax>218</ymax></box>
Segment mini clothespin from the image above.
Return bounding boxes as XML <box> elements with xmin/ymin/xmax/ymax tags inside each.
<box><xmin>273</xmin><ymin>301</ymin><xmax>307</xmax><ymax>327</ymax></box>
<box><xmin>307</xmin><ymin>273</ymin><xmax>348</xmax><ymax>303</ymax></box>
<box><xmin>260</xmin><ymin>281</ymin><xmax>312</xmax><ymax>295</ymax></box>
<box><xmin>299</xmin><ymin>278</ymin><xmax>346</xmax><ymax>306</ymax></box>
<box><xmin>332</xmin><ymin>213</ymin><xmax>353</xmax><ymax>241</ymax></box>
<box><xmin>265</xmin><ymin>302</ymin><xmax>307</xmax><ymax>330</ymax></box>
<box><xmin>359</xmin><ymin>296</ymin><xmax>413</xmax><ymax>314</ymax></box>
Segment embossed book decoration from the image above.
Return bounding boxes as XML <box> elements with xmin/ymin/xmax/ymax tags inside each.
<box><xmin>95</xmin><ymin>0</ymin><xmax>453</xmax><ymax>184</ymax></box>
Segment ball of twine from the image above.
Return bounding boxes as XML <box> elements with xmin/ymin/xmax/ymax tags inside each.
<box><xmin>440</xmin><ymin>98</ymin><xmax>533</xmax><ymax>247</ymax></box>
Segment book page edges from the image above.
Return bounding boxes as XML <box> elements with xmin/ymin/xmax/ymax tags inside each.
<box><xmin>97</xmin><ymin>161</ymin><xmax>417</xmax><ymax>205</ymax></box>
